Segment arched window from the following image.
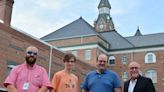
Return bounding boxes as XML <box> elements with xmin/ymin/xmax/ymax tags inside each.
<box><xmin>145</xmin><ymin>52</ymin><xmax>156</xmax><ymax>63</ymax></box>
<box><xmin>108</xmin><ymin>56</ymin><xmax>115</xmax><ymax>65</ymax></box>
<box><xmin>145</xmin><ymin>69</ymin><xmax>157</xmax><ymax>83</ymax></box>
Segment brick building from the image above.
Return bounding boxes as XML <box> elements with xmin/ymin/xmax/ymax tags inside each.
<box><xmin>0</xmin><ymin>0</ymin><xmax>95</xmax><ymax>91</ymax></box>
<box><xmin>41</xmin><ymin>0</ymin><xmax>164</xmax><ymax>92</ymax></box>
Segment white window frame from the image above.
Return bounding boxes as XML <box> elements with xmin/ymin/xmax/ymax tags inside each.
<box><xmin>108</xmin><ymin>56</ymin><xmax>115</xmax><ymax>65</ymax></box>
<box><xmin>8</xmin><ymin>65</ymin><xmax>15</xmax><ymax>68</ymax></box>
<box><xmin>145</xmin><ymin>69</ymin><xmax>157</xmax><ymax>83</ymax></box>
<box><xmin>7</xmin><ymin>65</ymin><xmax>16</xmax><ymax>75</ymax></box>
<box><xmin>145</xmin><ymin>52</ymin><xmax>156</xmax><ymax>63</ymax></box>
<box><xmin>85</xmin><ymin>49</ymin><xmax>91</xmax><ymax>61</ymax></box>
<box><xmin>122</xmin><ymin>56</ymin><xmax>128</xmax><ymax>65</ymax></box>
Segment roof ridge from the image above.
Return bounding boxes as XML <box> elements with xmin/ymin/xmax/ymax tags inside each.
<box><xmin>41</xmin><ymin>17</ymin><xmax>87</xmax><ymax>39</ymax></box>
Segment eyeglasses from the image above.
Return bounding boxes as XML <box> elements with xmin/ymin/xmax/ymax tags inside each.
<box><xmin>27</xmin><ymin>51</ymin><xmax>37</xmax><ymax>55</ymax></box>
<box><xmin>66</xmin><ymin>60</ymin><xmax>75</xmax><ymax>63</ymax></box>
<box><xmin>129</xmin><ymin>67</ymin><xmax>139</xmax><ymax>70</ymax></box>
<box><xmin>98</xmin><ymin>60</ymin><xmax>107</xmax><ymax>63</ymax></box>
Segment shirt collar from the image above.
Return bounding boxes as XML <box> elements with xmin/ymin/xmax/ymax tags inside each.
<box><xmin>96</xmin><ymin>69</ymin><xmax>107</xmax><ymax>74</ymax></box>
<box><xmin>23</xmin><ymin>62</ymin><xmax>37</xmax><ymax>70</ymax></box>
<box><xmin>130</xmin><ymin>79</ymin><xmax>137</xmax><ymax>83</ymax></box>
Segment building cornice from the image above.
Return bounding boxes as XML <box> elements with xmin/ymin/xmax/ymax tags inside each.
<box><xmin>109</xmin><ymin>46</ymin><xmax>164</xmax><ymax>54</ymax></box>
<box><xmin>58</xmin><ymin>43</ymin><xmax>108</xmax><ymax>54</ymax></box>
<box><xmin>44</xmin><ymin>34</ymin><xmax>97</xmax><ymax>42</ymax></box>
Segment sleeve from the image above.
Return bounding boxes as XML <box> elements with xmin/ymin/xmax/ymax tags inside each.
<box><xmin>41</xmin><ymin>68</ymin><xmax>53</xmax><ymax>89</ymax></box>
<box><xmin>146</xmin><ymin>78</ymin><xmax>156</xmax><ymax>92</ymax></box>
<box><xmin>51</xmin><ymin>72</ymin><xmax>60</xmax><ymax>90</ymax></box>
<box><xmin>82</xmin><ymin>74</ymin><xmax>89</xmax><ymax>91</ymax></box>
<box><xmin>113</xmin><ymin>72</ymin><xmax>121</xmax><ymax>88</ymax></box>
<box><xmin>3</xmin><ymin>66</ymin><xmax>18</xmax><ymax>87</ymax></box>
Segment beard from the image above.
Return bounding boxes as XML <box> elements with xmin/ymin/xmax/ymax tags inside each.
<box><xmin>26</xmin><ymin>56</ymin><xmax>37</xmax><ymax>66</ymax></box>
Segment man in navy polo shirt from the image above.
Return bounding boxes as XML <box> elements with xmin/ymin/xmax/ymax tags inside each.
<box><xmin>82</xmin><ymin>53</ymin><xmax>121</xmax><ymax>92</ymax></box>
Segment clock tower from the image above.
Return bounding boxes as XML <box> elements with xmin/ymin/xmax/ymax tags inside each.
<box><xmin>94</xmin><ymin>0</ymin><xmax>115</xmax><ymax>32</ymax></box>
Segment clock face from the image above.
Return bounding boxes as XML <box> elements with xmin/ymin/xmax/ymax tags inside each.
<box><xmin>97</xmin><ymin>20</ymin><xmax>104</xmax><ymax>32</ymax></box>
<box><xmin>99</xmin><ymin>24</ymin><xmax>104</xmax><ymax>29</ymax></box>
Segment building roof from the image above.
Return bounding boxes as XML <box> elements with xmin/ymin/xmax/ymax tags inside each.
<box><xmin>98</xmin><ymin>0</ymin><xmax>111</xmax><ymax>9</ymax></box>
<box><xmin>100</xmin><ymin>31</ymin><xmax>134</xmax><ymax>50</ymax></box>
<box><xmin>40</xmin><ymin>17</ymin><xmax>164</xmax><ymax>51</ymax></box>
<box><xmin>126</xmin><ymin>32</ymin><xmax>164</xmax><ymax>47</ymax></box>
<box><xmin>41</xmin><ymin>17</ymin><xmax>98</xmax><ymax>41</ymax></box>
<box><xmin>41</xmin><ymin>17</ymin><xmax>164</xmax><ymax>50</ymax></box>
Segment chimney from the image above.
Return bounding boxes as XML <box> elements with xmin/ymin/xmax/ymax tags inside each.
<box><xmin>0</xmin><ymin>0</ymin><xmax>14</xmax><ymax>26</ymax></box>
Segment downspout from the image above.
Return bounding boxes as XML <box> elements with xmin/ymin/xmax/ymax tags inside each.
<box><xmin>48</xmin><ymin>46</ymin><xmax>53</xmax><ymax>79</ymax></box>
<box><xmin>131</xmin><ymin>51</ymin><xmax>134</xmax><ymax>62</ymax></box>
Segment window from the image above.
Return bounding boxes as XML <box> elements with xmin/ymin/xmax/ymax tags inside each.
<box><xmin>122</xmin><ymin>72</ymin><xmax>128</xmax><ymax>81</ymax></box>
<box><xmin>122</xmin><ymin>56</ymin><xmax>128</xmax><ymax>64</ymax></box>
<box><xmin>108</xmin><ymin>56</ymin><xmax>115</xmax><ymax>65</ymax></box>
<box><xmin>72</xmin><ymin>50</ymin><xmax>77</xmax><ymax>57</ymax></box>
<box><xmin>6</xmin><ymin>60</ymin><xmax>17</xmax><ymax>75</ymax></box>
<box><xmin>85</xmin><ymin>49</ymin><xmax>91</xmax><ymax>61</ymax></box>
<box><xmin>7</xmin><ymin>65</ymin><xmax>15</xmax><ymax>75</ymax></box>
<box><xmin>145</xmin><ymin>52</ymin><xmax>156</xmax><ymax>63</ymax></box>
<box><xmin>145</xmin><ymin>70</ymin><xmax>157</xmax><ymax>83</ymax></box>
<box><xmin>99</xmin><ymin>7</ymin><xmax>110</xmax><ymax>14</ymax></box>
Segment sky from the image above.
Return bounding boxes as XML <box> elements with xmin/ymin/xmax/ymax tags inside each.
<box><xmin>11</xmin><ymin>0</ymin><xmax>164</xmax><ymax>38</ymax></box>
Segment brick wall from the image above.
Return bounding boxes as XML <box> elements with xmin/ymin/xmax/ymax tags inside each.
<box><xmin>0</xmin><ymin>23</ymin><xmax>95</xmax><ymax>89</ymax></box>
<box><xmin>48</xmin><ymin>35</ymin><xmax>108</xmax><ymax>49</ymax></box>
<box><xmin>109</xmin><ymin>50</ymin><xmax>164</xmax><ymax>92</ymax></box>
<box><xmin>1</xmin><ymin>22</ymin><xmax>163</xmax><ymax>91</ymax></box>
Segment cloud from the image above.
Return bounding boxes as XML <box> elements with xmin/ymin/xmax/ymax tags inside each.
<box><xmin>11</xmin><ymin>0</ymin><xmax>71</xmax><ymax>38</ymax></box>
<box><xmin>110</xmin><ymin>0</ymin><xmax>142</xmax><ymax>15</ymax></box>
<box><xmin>31</xmin><ymin>0</ymin><xmax>68</xmax><ymax>12</ymax></box>
<box><xmin>11</xmin><ymin>10</ymin><xmax>73</xmax><ymax>38</ymax></box>
<box><xmin>11</xmin><ymin>0</ymin><xmax>163</xmax><ymax>38</ymax></box>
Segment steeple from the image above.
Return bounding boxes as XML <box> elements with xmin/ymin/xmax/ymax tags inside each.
<box><xmin>0</xmin><ymin>0</ymin><xmax>14</xmax><ymax>26</ymax></box>
<box><xmin>98</xmin><ymin>0</ymin><xmax>111</xmax><ymax>10</ymax></box>
<box><xmin>134</xmin><ymin>26</ymin><xmax>142</xmax><ymax>36</ymax></box>
<box><xmin>94</xmin><ymin>0</ymin><xmax>115</xmax><ymax>32</ymax></box>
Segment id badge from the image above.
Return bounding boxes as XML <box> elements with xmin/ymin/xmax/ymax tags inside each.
<box><xmin>23</xmin><ymin>82</ymin><xmax>29</xmax><ymax>90</ymax></box>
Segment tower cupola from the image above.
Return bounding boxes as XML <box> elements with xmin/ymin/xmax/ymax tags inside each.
<box><xmin>94</xmin><ymin>0</ymin><xmax>115</xmax><ymax>32</ymax></box>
